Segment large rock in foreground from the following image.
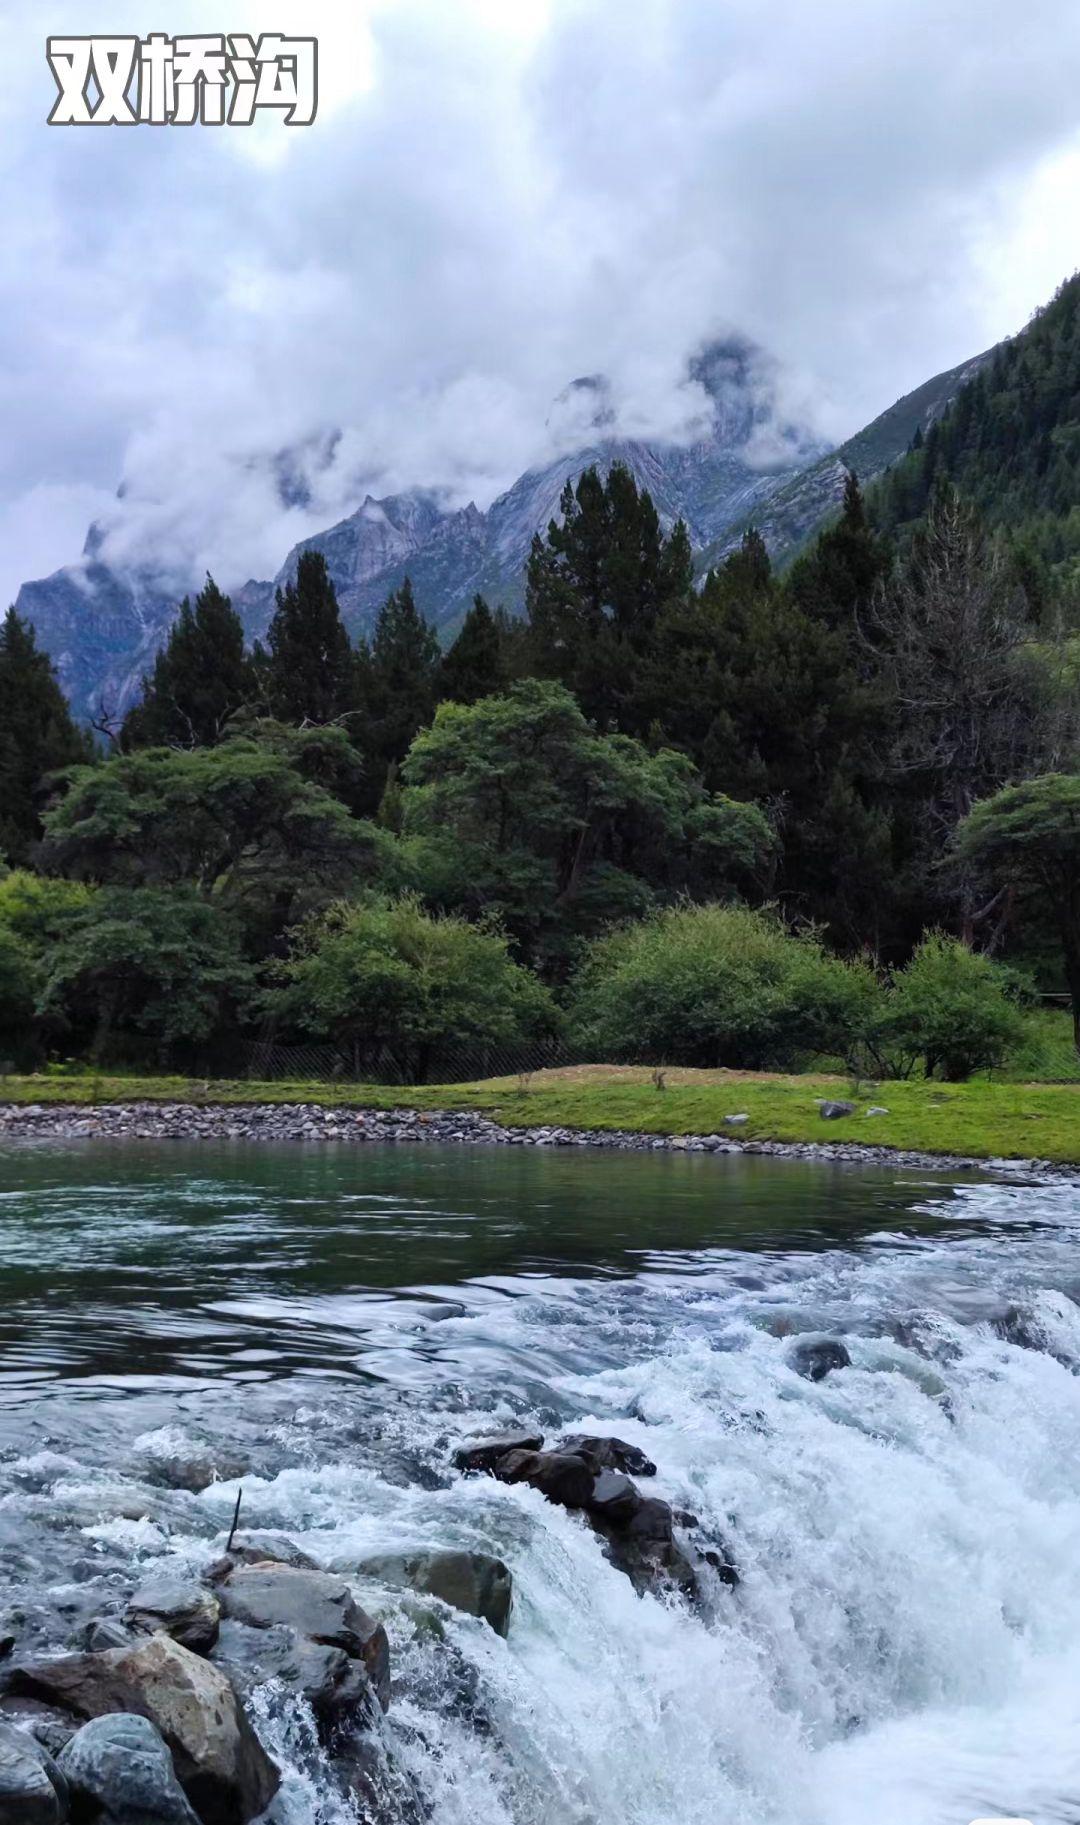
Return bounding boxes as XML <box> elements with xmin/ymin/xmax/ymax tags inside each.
<box><xmin>0</xmin><ymin>1718</ymin><xmax>68</xmax><ymax>1825</ymax></box>
<box><xmin>8</xmin><ymin>1633</ymin><xmax>279</xmax><ymax>1825</ymax></box>
<box><xmin>218</xmin><ymin>1565</ymin><xmax>390</xmax><ymax>1713</ymax></box>
<box><xmin>58</xmin><ymin>1712</ymin><xmax>200</xmax><ymax>1823</ymax></box>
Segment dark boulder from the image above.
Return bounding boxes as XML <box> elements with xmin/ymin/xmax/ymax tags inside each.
<box><xmin>358</xmin><ymin>1550</ymin><xmax>513</xmax><ymax>1638</ymax></box>
<box><xmin>218</xmin><ymin>1566</ymin><xmax>389</xmax><ymax>1713</ymax></box>
<box><xmin>7</xmin><ymin>1633</ymin><xmax>280</xmax><ymax>1825</ymax></box>
<box><xmin>453</xmin><ymin>1431</ymin><xmax>544</xmax><ymax>1475</ymax></box>
<box><xmin>590</xmin><ymin>1497</ymin><xmax>698</xmax><ymax>1600</ymax></box>
<box><xmin>585</xmin><ymin>1471</ymin><xmax>641</xmax><ymax>1527</ymax></box>
<box><xmin>493</xmin><ymin>1450</ymin><xmax>594</xmax><ymax>1510</ymax></box>
<box><xmin>788</xmin><ymin>1337</ymin><xmax>852</xmax><ymax>1381</ymax></box>
<box><xmin>58</xmin><ymin>1712</ymin><xmax>200</xmax><ymax>1823</ymax></box>
<box><xmin>560</xmin><ymin>1435</ymin><xmax>657</xmax><ymax>1478</ymax></box>
<box><xmin>819</xmin><ymin>1101</ymin><xmax>855</xmax><ymax>1120</ymax></box>
<box><xmin>0</xmin><ymin>1718</ymin><xmax>68</xmax><ymax>1825</ymax></box>
<box><xmin>126</xmin><ymin>1580</ymin><xmax>220</xmax><ymax>1655</ymax></box>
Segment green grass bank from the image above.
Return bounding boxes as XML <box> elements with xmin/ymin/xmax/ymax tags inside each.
<box><xmin>3</xmin><ymin>1063</ymin><xmax>1080</xmax><ymax>1165</ymax></box>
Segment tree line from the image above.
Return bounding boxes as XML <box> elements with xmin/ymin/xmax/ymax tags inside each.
<box><xmin>4</xmin><ymin>349</ymin><xmax>1080</xmax><ymax>1076</ymax></box>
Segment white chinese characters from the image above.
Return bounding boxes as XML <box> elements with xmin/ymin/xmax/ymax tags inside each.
<box><xmin>46</xmin><ymin>33</ymin><xmax>318</xmax><ymax>126</ymax></box>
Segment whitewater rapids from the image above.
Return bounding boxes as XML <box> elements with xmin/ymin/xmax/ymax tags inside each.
<box><xmin>2</xmin><ymin>1155</ymin><xmax>1079</xmax><ymax>1824</ymax></box>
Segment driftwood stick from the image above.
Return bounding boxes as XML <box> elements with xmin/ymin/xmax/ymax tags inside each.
<box><xmin>225</xmin><ymin>1487</ymin><xmax>243</xmax><ymax>1555</ymax></box>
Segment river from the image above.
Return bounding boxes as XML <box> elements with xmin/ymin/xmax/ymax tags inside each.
<box><xmin>1</xmin><ymin>1136</ymin><xmax>1078</xmax><ymax>1825</ymax></box>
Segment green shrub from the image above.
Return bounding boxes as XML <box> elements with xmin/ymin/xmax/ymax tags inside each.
<box><xmin>878</xmin><ymin>933</ymin><xmax>1027</xmax><ymax>1081</ymax></box>
<box><xmin>266</xmin><ymin>895</ymin><xmax>559</xmax><ymax>1081</ymax></box>
<box><xmin>569</xmin><ymin>902</ymin><xmax>881</xmax><ymax>1069</ymax></box>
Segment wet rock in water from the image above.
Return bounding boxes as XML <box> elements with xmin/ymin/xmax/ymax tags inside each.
<box><xmin>819</xmin><ymin>1101</ymin><xmax>856</xmax><ymax>1120</ymax></box>
<box><xmin>493</xmin><ymin>1450</ymin><xmax>594</xmax><ymax>1510</ymax></box>
<box><xmin>141</xmin><ymin>1446</ymin><xmax>251</xmax><ymax>1496</ymax></box>
<box><xmin>358</xmin><ymin>1551</ymin><xmax>513</xmax><ymax>1639</ymax></box>
<box><xmin>126</xmin><ymin>1581</ymin><xmax>220</xmax><ymax>1656</ymax></box>
<box><xmin>560</xmin><ymin>1435</ymin><xmax>657</xmax><ymax>1478</ymax></box>
<box><xmin>992</xmin><ymin>1304</ymin><xmax>1045</xmax><ymax>1351</ymax></box>
<box><xmin>585</xmin><ymin>1470</ymin><xmax>641</xmax><ymax>1527</ymax></box>
<box><xmin>210</xmin><ymin>1532</ymin><xmax>318</xmax><ymax>1575</ymax></box>
<box><xmin>7</xmin><ymin>1632</ymin><xmax>279</xmax><ymax>1825</ymax></box>
<box><xmin>211</xmin><ymin>1619</ymin><xmax>369</xmax><ymax>1727</ymax></box>
<box><xmin>590</xmin><ymin>1497</ymin><xmax>698</xmax><ymax>1600</ymax></box>
<box><xmin>58</xmin><ymin>1712</ymin><xmax>199</xmax><ymax>1823</ymax></box>
<box><xmin>0</xmin><ymin>1696</ymin><xmax>78</xmax><ymax>1761</ymax></box>
<box><xmin>0</xmin><ymin>1717</ymin><xmax>69</xmax><ymax>1825</ymax></box>
<box><xmin>84</xmin><ymin>1618</ymin><xmax>132</xmax><ymax>1654</ymax></box>
<box><xmin>453</xmin><ymin>1431</ymin><xmax>544</xmax><ymax>1475</ymax></box>
<box><xmin>788</xmin><ymin>1336</ymin><xmax>852</xmax><ymax>1381</ymax></box>
<box><xmin>218</xmin><ymin>1566</ymin><xmax>390</xmax><ymax>1713</ymax></box>
<box><xmin>700</xmin><ymin>1542</ymin><xmax>740</xmax><ymax>1589</ymax></box>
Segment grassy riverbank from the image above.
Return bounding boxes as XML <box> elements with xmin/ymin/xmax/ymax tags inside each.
<box><xmin>3</xmin><ymin>1064</ymin><xmax>1080</xmax><ymax>1164</ymax></box>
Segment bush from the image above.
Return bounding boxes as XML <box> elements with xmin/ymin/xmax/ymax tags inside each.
<box><xmin>569</xmin><ymin>903</ymin><xmax>880</xmax><ymax>1069</ymax></box>
<box><xmin>878</xmin><ymin>933</ymin><xmax>1027</xmax><ymax>1081</ymax></box>
<box><xmin>36</xmin><ymin>886</ymin><xmax>254</xmax><ymax>1061</ymax></box>
<box><xmin>265</xmin><ymin>895</ymin><xmax>559</xmax><ymax>1081</ymax></box>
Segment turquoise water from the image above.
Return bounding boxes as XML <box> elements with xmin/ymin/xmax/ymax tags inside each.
<box><xmin>1</xmin><ymin>1137</ymin><xmax>1078</xmax><ymax>1825</ymax></box>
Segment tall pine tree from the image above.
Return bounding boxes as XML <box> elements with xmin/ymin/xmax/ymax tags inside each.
<box><xmin>0</xmin><ymin>608</ymin><xmax>91</xmax><ymax>863</ymax></box>
<box><xmin>123</xmin><ymin>576</ymin><xmax>251</xmax><ymax>749</ymax></box>
<box><xmin>265</xmin><ymin>550</ymin><xmax>357</xmax><ymax>726</ymax></box>
<box><xmin>526</xmin><ymin>462</ymin><xmax>694</xmax><ymax>726</ymax></box>
<box><xmin>350</xmin><ymin>577</ymin><xmax>441</xmax><ymax>810</ymax></box>
<box><xmin>438</xmin><ymin>596</ymin><xmax>506</xmax><ymax>704</ymax></box>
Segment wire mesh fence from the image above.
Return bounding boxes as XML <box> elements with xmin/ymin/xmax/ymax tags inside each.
<box><xmin>241</xmin><ymin>1035</ymin><xmax>578</xmax><ymax>1086</ymax></box>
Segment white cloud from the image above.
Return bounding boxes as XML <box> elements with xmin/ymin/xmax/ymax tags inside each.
<box><xmin>1</xmin><ymin>0</ymin><xmax>1079</xmax><ymax>604</ymax></box>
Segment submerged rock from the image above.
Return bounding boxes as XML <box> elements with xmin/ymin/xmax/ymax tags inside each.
<box><xmin>126</xmin><ymin>1580</ymin><xmax>220</xmax><ymax>1655</ymax></box>
<box><xmin>218</xmin><ymin>1565</ymin><xmax>390</xmax><ymax>1712</ymax></box>
<box><xmin>358</xmin><ymin>1551</ymin><xmax>513</xmax><ymax>1638</ymax></box>
<box><xmin>7</xmin><ymin>1632</ymin><xmax>279</xmax><ymax>1825</ymax></box>
<box><xmin>140</xmin><ymin>1445</ymin><xmax>250</xmax><ymax>1496</ymax></box>
<box><xmin>453</xmin><ymin>1431</ymin><xmax>544</xmax><ymax>1475</ymax></box>
<box><xmin>58</xmin><ymin>1712</ymin><xmax>199</xmax><ymax>1823</ymax></box>
<box><xmin>560</xmin><ymin>1435</ymin><xmax>657</xmax><ymax>1478</ymax></box>
<box><xmin>590</xmin><ymin>1497</ymin><xmax>698</xmax><ymax>1600</ymax></box>
<box><xmin>788</xmin><ymin>1336</ymin><xmax>852</xmax><ymax>1381</ymax></box>
<box><xmin>0</xmin><ymin>1717</ymin><xmax>68</xmax><ymax>1825</ymax></box>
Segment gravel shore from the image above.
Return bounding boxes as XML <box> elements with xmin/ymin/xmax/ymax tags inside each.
<box><xmin>0</xmin><ymin>1097</ymin><xmax>1070</xmax><ymax>1178</ymax></box>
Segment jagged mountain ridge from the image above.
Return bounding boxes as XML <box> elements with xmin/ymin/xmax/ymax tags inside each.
<box><xmin>14</xmin><ymin>337</ymin><xmax>987</xmax><ymax>721</ymax></box>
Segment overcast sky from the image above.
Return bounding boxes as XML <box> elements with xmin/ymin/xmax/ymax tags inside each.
<box><xmin>1</xmin><ymin>0</ymin><xmax>1080</xmax><ymax>605</ymax></box>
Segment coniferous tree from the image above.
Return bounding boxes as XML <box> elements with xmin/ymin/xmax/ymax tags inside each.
<box><xmin>123</xmin><ymin>576</ymin><xmax>251</xmax><ymax>749</ymax></box>
<box><xmin>786</xmin><ymin>471</ymin><xmax>890</xmax><ymax>630</ymax></box>
<box><xmin>438</xmin><ymin>596</ymin><xmax>506</xmax><ymax>704</ymax></box>
<box><xmin>0</xmin><ymin>608</ymin><xmax>90</xmax><ymax>863</ymax></box>
<box><xmin>358</xmin><ymin>578</ymin><xmax>441</xmax><ymax>801</ymax></box>
<box><xmin>526</xmin><ymin>462</ymin><xmax>694</xmax><ymax>725</ymax></box>
<box><xmin>265</xmin><ymin>550</ymin><xmax>357</xmax><ymax>726</ymax></box>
